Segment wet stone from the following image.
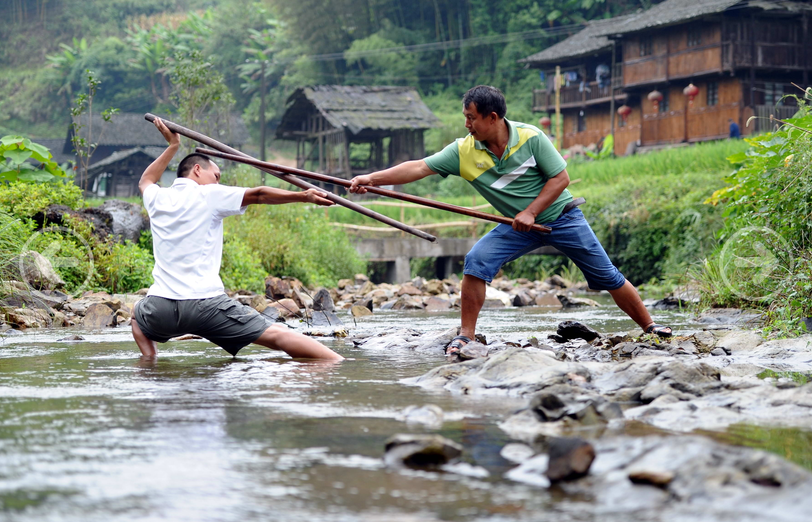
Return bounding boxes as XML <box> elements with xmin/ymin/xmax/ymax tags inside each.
<box><xmin>557</xmin><ymin>320</ymin><xmax>600</xmax><ymax>342</ymax></box>
<box><xmin>398</xmin><ymin>404</ymin><xmax>444</xmax><ymax>428</ymax></box>
<box><xmin>57</xmin><ymin>334</ymin><xmax>85</xmax><ymax>342</ymax></box>
<box><xmin>557</xmin><ymin>294</ymin><xmax>600</xmax><ymax>308</ymax></box>
<box><xmin>311</xmin><ymin>288</ymin><xmax>335</xmax><ymax>312</ymax></box>
<box><xmin>545</xmin><ymin>437</ymin><xmax>596</xmax><ymax>482</ymax></box>
<box><xmin>383</xmin><ymin>434</ymin><xmax>463</xmax><ymax>470</ymax></box>
<box><xmin>457</xmin><ymin>341</ymin><xmax>490</xmax><ymax>361</ymax></box>
<box><xmin>711</xmin><ymin>347</ymin><xmax>728</xmax><ymax>356</ymax></box>
<box><xmin>350</xmin><ymin>305</ymin><xmax>373</xmax><ymax>318</ymax></box>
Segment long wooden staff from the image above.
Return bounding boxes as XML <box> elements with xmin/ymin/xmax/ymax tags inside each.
<box><xmin>196</xmin><ymin>148</ymin><xmax>553</xmax><ymax>234</ymax></box>
<box><xmin>143</xmin><ymin>114</ymin><xmax>436</xmax><ymax>242</ymax></box>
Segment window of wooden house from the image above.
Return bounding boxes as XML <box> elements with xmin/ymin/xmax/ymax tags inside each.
<box><xmin>639</xmin><ymin>37</ymin><xmax>653</xmax><ymax>57</ymax></box>
<box><xmin>687</xmin><ymin>27</ymin><xmax>702</xmax><ymax>47</ymax></box>
<box><xmin>707</xmin><ymin>82</ymin><xmax>719</xmax><ymax>106</ymax></box>
<box><xmin>659</xmin><ymin>90</ymin><xmax>669</xmax><ymax>113</ymax></box>
<box><xmin>764</xmin><ymin>82</ymin><xmax>784</xmax><ymax>106</ymax></box>
<box><xmin>577</xmin><ymin>110</ymin><xmax>587</xmax><ymax>132</ymax></box>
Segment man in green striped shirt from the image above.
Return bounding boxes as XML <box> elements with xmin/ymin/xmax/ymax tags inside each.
<box><xmin>350</xmin><ymin>86</ymin><xmax>672</xmax><ymax>355</ymax></box>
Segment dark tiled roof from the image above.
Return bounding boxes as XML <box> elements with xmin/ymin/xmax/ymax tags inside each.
<box><xmin>520</xmin><ymin>16</ymin><xmax>633</xmax><ymax>65</ymax></box>
<box><xmin>88</xmin><ymin>148</ymin><xmax>163</xmax><ymax>172</ymax></box>
<box><xmin>70</xmin><ymin>112</ymin><xmax>250</xmax><ymax>148</ymax></box>
<box><xmin>598</xmin><ymin>0</ymin><xmax>810</xmax><ymax>37</ymax></box>
<box><xmin>278</xmin><ymin>86</ymin><xmax>440</xmax><ymax>136</ymax></box>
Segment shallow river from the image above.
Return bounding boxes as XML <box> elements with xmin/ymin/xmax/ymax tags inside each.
<box><xmin>0</xmin><ymin>300</ymin><xmax>804</xmax><ymax>521</ymax></box>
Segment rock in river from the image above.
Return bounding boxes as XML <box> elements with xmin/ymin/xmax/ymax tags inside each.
<box><xmin>384</xmin><ymin>434</ymin><xmax>462</xmax><ymax>470</ymax></box>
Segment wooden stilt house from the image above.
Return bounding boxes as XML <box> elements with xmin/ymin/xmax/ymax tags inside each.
<box><xmin>275</xmin><ymin>86</ymin><xmax>440</xmax><ymax>180</ymax></box>
<box><xmin>522</xmin><ymin>0</ymin><xmax>812</xmax><ymax>155</ymax></box>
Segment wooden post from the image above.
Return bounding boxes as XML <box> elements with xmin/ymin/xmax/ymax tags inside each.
<box><xmin>609</xmin><ymin>40</ymin><xmax>617</xmax><ymax>146</ymax></box>
<box><xmin>555</xmin><ymin>65</ymin><xmax>562</xmax><ymax>151</ymax></box>
<box><xmin>749</xmin><ymin>13</ymin><xmax>756</xmax><ymax>109</ymax></box>
<box><xmin>259</xmin><ymin>60</ymin><xmax>266</xmax><ymax>184</ymax></box>
<box><xmin>803</xmin><ymin>12</ymin><xmax>809</xmax><ymax>87</ymax></box>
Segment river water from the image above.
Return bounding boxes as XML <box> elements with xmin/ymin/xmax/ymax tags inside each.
<box><xmin>0</xmin><ymin>300</ymin><xmax>802</xmax><ymax>521</ymax></box>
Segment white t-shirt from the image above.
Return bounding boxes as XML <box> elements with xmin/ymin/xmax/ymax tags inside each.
<box><xmin>142</xmin><ymin>178</ymin><xmax>248</xmax><ymax>299</ymax></box>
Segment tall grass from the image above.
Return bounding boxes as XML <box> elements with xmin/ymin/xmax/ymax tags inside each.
<box><xmin>567</xmin><ymin>139</ymin><xmax>749</xmax><ymax>185</ymax></box>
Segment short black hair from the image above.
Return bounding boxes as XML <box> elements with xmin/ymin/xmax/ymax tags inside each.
<box><xmin>177</xmin><ymin>153</ymin><xmax>214</xmax><ymax>178</ymax></box>
<box><xmin>463</xmin><ymin>85</ymin><xmax>507</xmax><ymax>119</ymax></box>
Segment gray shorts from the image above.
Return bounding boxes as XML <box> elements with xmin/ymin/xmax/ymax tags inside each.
<box><xmin>134</xmin><ymin>294</ymin><xmax>269</xmax><ymax>356</ymax></box>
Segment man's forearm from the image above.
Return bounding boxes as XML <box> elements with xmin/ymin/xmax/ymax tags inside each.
<box><xmin>139</xmin><ymin>144</ymin><xmax>178</xmax><ymax>192</ymax></box>
<box><xmin>523</xmin><ymin>172</ymin><xmax>569</xmax><ymax>218</ymax></box>
<box><xmin>365</xmin><ymin>160</ymin><xmax>434</xmax><ymax>186</ymax></box>
<box><xmin>254</xmin><ymin>186</ymin><xmax>310</xmax><ymax>205</ymax></box>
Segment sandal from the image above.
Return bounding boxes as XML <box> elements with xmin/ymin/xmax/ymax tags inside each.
<box><xmin>445</xmin><ymin>335</ymin><xmax>471</xmax><ymax>356</ymax></box>
<box><xmin>645</xmin><ymin>324</ymin><xmax>673</xmax><ymax>338</ymax></box>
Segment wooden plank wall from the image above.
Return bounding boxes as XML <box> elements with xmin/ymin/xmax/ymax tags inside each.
<box><xmin>560</xmin><ymin>106</ymin><xmax>642</xmax><ymax>156</ymax></box>
<box><xmin>668</xmin><ymin>24</ymin><xmax>722</xmax><ymax>78</ymax></box>
<box><xmin>623</xmin><ymin>35</ymin><xmax>668</xmax><ymax>86</ymax></box>
<box><xmin>640</xmin><ymin>78</ymin><xmax>742</xmax><ymax>145</ymax></box>
<box><xmin>624</xmin><ymin>25</ymin><xmax>725</xmax><ymax>86</ymax></box>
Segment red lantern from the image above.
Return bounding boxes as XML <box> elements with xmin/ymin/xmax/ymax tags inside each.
<box><xmin>647</xmin><ymin>89</ymin><xmax>664</xmax><ymax>112</ymax></box>
<box><xmin>683</xmin><ymin>83</ymin><xmax>699</xmax><ymax>107</ymax></box>
<box><xmin>539</xmin><ymin>116</ymin><xmax>552</xmax><ymax>129</ymax></box>
<box><xmin>617</xmin><ymin>104</ymin><xmax>632</xmax><ymax>122</ymax></box>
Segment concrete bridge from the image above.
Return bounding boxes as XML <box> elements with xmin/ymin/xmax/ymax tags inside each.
<box><xmin>352</xmin><ymin>237</ymin><xmax>562</xmax><ymax>283</ymax></box>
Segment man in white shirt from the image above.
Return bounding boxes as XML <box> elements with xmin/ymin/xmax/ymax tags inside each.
<box><xmin>131</xmin><ymin>117</ymin><xmax>343</xmax><ymax>361</ymax></box>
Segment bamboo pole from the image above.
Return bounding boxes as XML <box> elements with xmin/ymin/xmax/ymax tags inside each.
<box><xmin>196</xmin><ymin>148</ymin><xmax>553</xmax><ymax>234</ymax></box>
<box><xmin>143</xmin><ymin>113</ymin><xmax>437</xmax><ymax>242</ymax></box>
<box><xmin>555</xmin><ymin>65</ymin><xmax>562</xmax><ymax>151</ymax></box>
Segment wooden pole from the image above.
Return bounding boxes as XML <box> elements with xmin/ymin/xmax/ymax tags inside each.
<box><xmin>259</xmin><ymin>60</ymin><xmax>266</xmax><ymax>185</ymax></box>
<box><xmin>555</xmin><ymin>65</ymin><xmax>562</xmax><ymax>151</ymax></box>
<box><xmin>196</xmin><ymin>147</ymin><xmax>553</xmax><ymax>234</ymax></box>
<box><xmin>143</xmin><ymin>113</ymin><xmax>437</xmax><ymax>242</ymax></box>
<box><xmin>609</xmin><ymin>41</ymin><xmax>617</xmax><ymax>147</ymax></box>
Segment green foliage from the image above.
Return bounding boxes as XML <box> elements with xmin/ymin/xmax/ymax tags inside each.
<box><xmin>224</xmin><ymin>203</ymin><xmax>365</xmax><ymax>288</ymax></box>
<box><xmin>0</xmin><ymin>212</ymin><xmax>34</xmax><ymax>292</ymax></box>
<box><xmin>166</xmin><ymin>49</ymin><xmax>235</xmax><ymax>154</ymax></box>
<box><xmin>220</xmin><ymin>234</ymin><xmax>266</xmax><ymax>293</ymax></box>
<box><xmin>344</xmin><ymin>31</ymin><xmax>418</xmax><ymax>85</ymax></box>
<box><xmin>0</xmin><ymin>180</ymin><xmax>83</xmax><ymax>218</ymax></box>
<box><xmin>94</xmin><ymin>240</ymin><xmax>154</xmax><ymax>294</ymax></box>
<box><xmin>70</xmin><ymin>69</ymin><xmax>119</xmax><ymax>185</ymax></box>
<box><xmin>697</xmin><ymin>97</ymin><xmax>812</xmax><ymax>334</ymax></box>
<box><xmin>0</xmin><ymin>135</ymin><xmax>70</xmax><ymax>184</ymax></box>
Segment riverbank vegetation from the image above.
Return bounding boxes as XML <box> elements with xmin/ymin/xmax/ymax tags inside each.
<box><xmin>695</xmin><ymin>96</ymin><xmax>812</xmax><ymax>334</ymax></box>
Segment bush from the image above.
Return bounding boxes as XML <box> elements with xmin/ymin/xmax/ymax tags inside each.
<box><xmin>220</xmin><ymin>233</ymin><xmax>266</xmax><ymax>293</ymax></box>
<box><xmin>224</xmin><ymin>203</ymin><xmax>365</xmax><ymax>288</ymax></box>
<box><xmin>94</xmin><ymin>240</ymin><xmax>154</xmax><ymax>294</ymax></box>
<box><xmin>697</xmin><ymin>97</ymin><xmax>812</xmax><ymax>334</ymax></box>
<box><xmin>0</xmin><ymin>180</ymin><xmax>83</xmax><ymax>218</ymax></box>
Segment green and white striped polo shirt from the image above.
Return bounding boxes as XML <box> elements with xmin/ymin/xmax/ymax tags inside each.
<box><xmin>424</xmin><ymin>119</ymin><xmax>571</xmax><ymax>224</ymax></box>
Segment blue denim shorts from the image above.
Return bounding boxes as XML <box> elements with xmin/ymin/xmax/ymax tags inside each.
<box><xmin>464</xmin><ymin>208</ymin><xmax>626</xmax><ymax>291</ymax></box>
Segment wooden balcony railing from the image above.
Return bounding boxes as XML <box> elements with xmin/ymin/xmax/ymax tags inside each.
<box><xmin>723</xmin><ymin>41</ymin><xmax>807</xmax><ymax>70</ymax></box>
<box><xmin>532</xmin><ymin>80</ymin><xmax>625</xmax><ymax>111</ymax></box>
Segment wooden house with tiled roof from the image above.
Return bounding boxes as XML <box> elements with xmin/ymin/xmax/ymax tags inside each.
<box><xmin>59</xmin><ymin>113</ymin><xmax>249</xmax><ymax>197</ymax></box>
<box><xmin>276</xmin><ymin>86</ymin><xmax>440</xmax><ymax>179</ymax></box>
<box><xmin>522</xmin><ymin>0</ymin><xmax>811</xmax><ymax>155</ymax></box>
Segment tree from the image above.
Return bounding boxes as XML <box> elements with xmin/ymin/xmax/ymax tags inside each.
<box><xmin>70</xmin><ymin>69</ymin><xmax>118</xmax><ymax>191</ymax></box>
<box><xmin>166</xmin><ymin>50</ymin><xmax>235</xmax><ymax>155</ymax></box>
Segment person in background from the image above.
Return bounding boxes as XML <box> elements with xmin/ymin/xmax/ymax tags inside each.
<box><xmin>729</xmin><ymin>118</ymin><xmax>741</xmax><ymax>139</ymax></box>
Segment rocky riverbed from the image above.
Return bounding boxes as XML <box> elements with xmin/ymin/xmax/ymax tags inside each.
<box><xmin>3</xmin><ymin>271</ymin><xmax>811</xmax><ymax>520</ymax></box>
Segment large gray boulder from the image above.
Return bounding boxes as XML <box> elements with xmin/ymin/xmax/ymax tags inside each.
<box><xmin>99</xmin><ymin>199</ymin><xmax>149</xmax><ymax>243</ymax></box>
<box><xmin>11</xmin><ymin>251</ymin><xmax>66</xmax><ymax>290</ymax></box>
